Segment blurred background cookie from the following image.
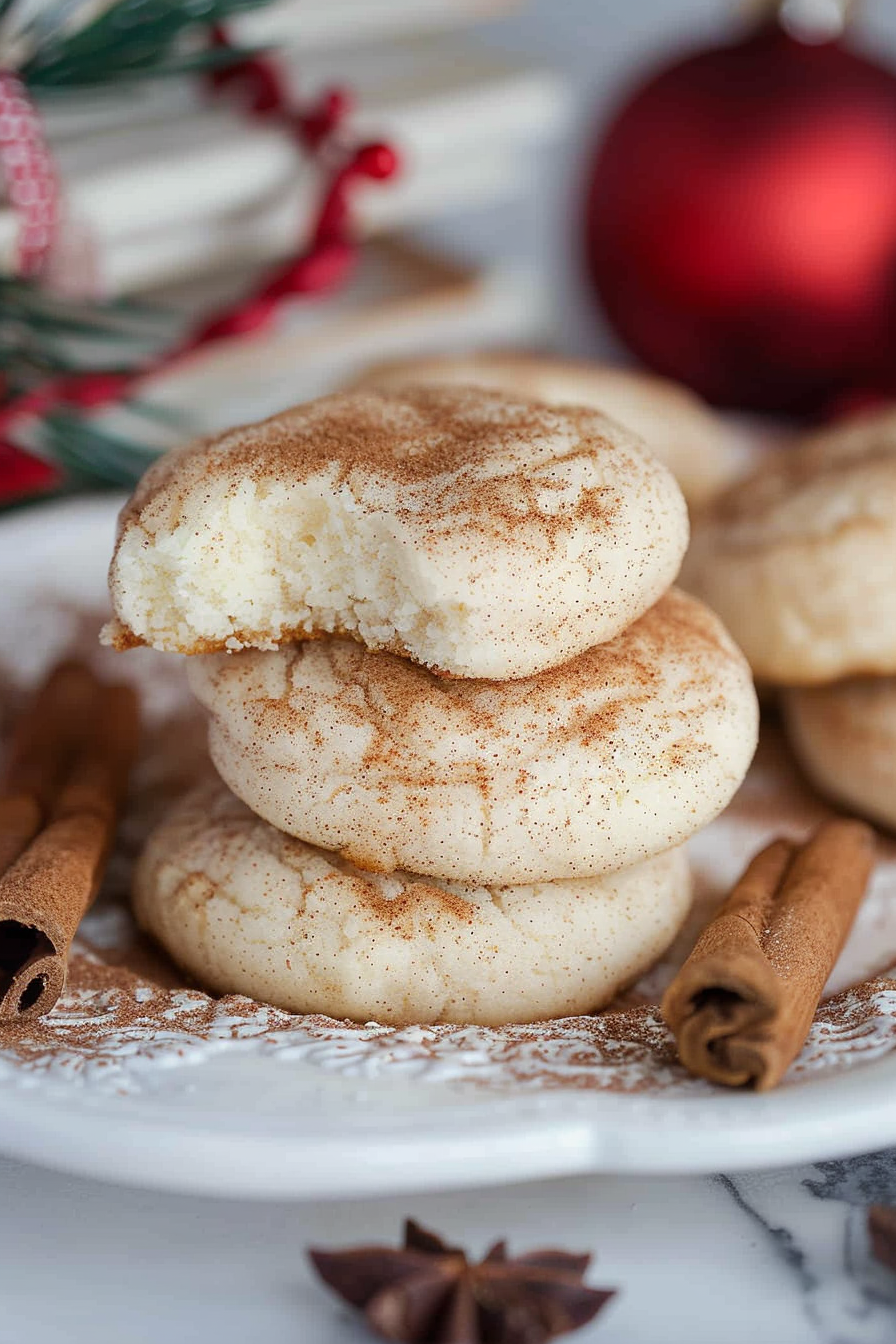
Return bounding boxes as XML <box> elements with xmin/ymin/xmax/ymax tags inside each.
<box><xmin>783</xmin><ymin>677</ymin><xmax>896</xmax><ymax>833</ymax></box>
<box><xmin>683</xmin><ymin>405</ymin><xmax>896</xmax><ymax>687</ymax></box>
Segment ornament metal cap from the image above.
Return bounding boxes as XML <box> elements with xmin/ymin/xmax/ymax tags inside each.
<box><xmin>747</xmin><ymin>0</ymin><xmax>858</xmax><ymax>43</ymax></box>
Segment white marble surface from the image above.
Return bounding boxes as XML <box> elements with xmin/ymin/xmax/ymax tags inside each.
<box><xmin>3</xmin><ymin>1152</ymin><xmax>896</xmax><ymax>1342</ymax></box>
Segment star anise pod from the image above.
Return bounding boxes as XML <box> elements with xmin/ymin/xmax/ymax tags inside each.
<box><xmin>308</xmin><ymin>1218</ymin><xmax>615</xmax><ymax>1344</ymax></box>
<box><xmin>869</xmin><ymin>1205</ymin><xmax>896</xmax><ymax>1274</ymax></box>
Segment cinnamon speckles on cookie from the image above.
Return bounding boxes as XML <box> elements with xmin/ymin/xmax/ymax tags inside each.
<box><xmin>349</xmin><ymin>351</ymin><xmax>743</xmax><ymax>508</ymax></box>
<box><xmin>103</xmin><ymin>385</ymin><xmax>688</xmax><ymax>680</ymax></box>
<box><xmin>187</xmin><ymin>588</ymin><xmax>758</xmax><ymax>884</ymax></box>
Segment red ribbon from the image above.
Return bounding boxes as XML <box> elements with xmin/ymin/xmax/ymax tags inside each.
<box><xmin>198</xmin><ymin>33</ymin><xmax>399</xmax><ymax>338</ymax></box>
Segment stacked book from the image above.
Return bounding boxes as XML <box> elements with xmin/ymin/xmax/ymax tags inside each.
<box><xmin>4</xmin><ymin>0</ymin><xmax>570</xmax><ymax>471</ymax></box>
<box><xmin>21</xmin><ymin>36</ymin><xmax>568</xmax><ymax>299</ymax></box>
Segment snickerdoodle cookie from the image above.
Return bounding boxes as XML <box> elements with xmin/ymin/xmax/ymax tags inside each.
<box><xmin>103</xmin><ymin>385</ymin><xmax>688</xmax><ymax>680</ymax></box>
<box><xmin>684</xmin><ymin>407</ymin><xmax>896</xmax><ymax>685</ymax></box>
<box><xmin>133</xmin><ymin>778</ymin><xmax>692</xmax><ymax>1026</ymax></box>
<box><xmin>783</xmin><ymin>677</ymin><xmax>896</xmax><ymax>831</ymax></box>
<box><xmin>187</xmin><ymin>588</ymin><xmax>758</xmax><ymax>884</ymax></box>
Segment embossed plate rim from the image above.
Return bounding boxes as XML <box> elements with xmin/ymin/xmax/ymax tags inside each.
<box><xmin>2</xmin><ymin>1054</ymin><xmax>896</xmax><ymax>1195</ymax></box>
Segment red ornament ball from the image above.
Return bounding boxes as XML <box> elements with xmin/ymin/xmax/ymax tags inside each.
<box><xmin>585</xmin><ymin>18</ymin><xmax>896</xmax><ymax>415</ymax></box>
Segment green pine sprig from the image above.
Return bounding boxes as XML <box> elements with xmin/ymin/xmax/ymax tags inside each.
<box><xmin>2</xmin><ymin>0</ymin><xmax>273</xmax><ymax>90</ymax></box>
<box><xmin>0</xmin><ymin>277</ymin><xmax>175</xmax><ymax>388</ymax></box>
<box><xmin>41</xmin><ymin>406</ymin><xmax>171</xmax><ymax>485</ymax></box>
<box><xmin>0</xmin><ymin>278</ymin><xmax>191</xmax><ymax>491</ymax></box>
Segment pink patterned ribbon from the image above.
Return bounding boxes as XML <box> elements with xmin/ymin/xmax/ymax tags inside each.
<box><xmin>0</xmin><ymin>72</ymin><xmax>58</xmax><ymax>276</ymax></box>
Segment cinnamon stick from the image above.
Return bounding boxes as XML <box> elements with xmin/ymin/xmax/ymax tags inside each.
<box><xmin>0</xmin><ymin>664</ymin><xmax>139</xmax><ymax>1020</ymax></box>
<box><xmin>1</xmin><ymin>660</ymin><xmax>101</xmax><ymax>816</ymax></box>
<box><xmin>0</xmin><ymin>795</ymin><xmax>42</xmax><ymax>877</ymax></box>
<box><xmin>661</xmin><ymin>820</ymin><xmax>876</xmax><ymax>1090</ymax></box>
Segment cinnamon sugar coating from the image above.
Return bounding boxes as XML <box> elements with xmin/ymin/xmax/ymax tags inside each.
<box><xmin>133</xmin><ymin>777</ymin><xmax>692</xmax><ymax>1027</ymax></box>
<box><xmin>349</xmin><ymin>350</ymin><xmax>743</xmax><ymax>507</ymax></box>
<box><xmin>188</xmin><ymin>587</ymin><xmax>758</xmax><ymax>884</ymax></box>
<box><xmin>104</xmin><ymin>385</ymin><xmax>688</xmax><ymax>680</ymax></box>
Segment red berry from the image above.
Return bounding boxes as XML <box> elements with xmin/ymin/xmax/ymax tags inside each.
<box><xmin>353</xmin><ymin>142</ymin><xmax>399</xmax><ymax>180</ymax></box>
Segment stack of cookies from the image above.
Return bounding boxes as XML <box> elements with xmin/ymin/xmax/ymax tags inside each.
<box><xmin>105</xmin><ymin>385</ymin><xmax>758</xmax><ymax>1026</ymax></box>
<box><xmin>686</xmin><ymin>405</ymin><xmax>896</xmax><ymax>835</ymax></box>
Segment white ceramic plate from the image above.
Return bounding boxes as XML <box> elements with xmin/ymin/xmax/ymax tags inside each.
<box><xmin>2</xmin><ymin>496</ymin><xmax>896</xmax><ymax>1199</ymax></box>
